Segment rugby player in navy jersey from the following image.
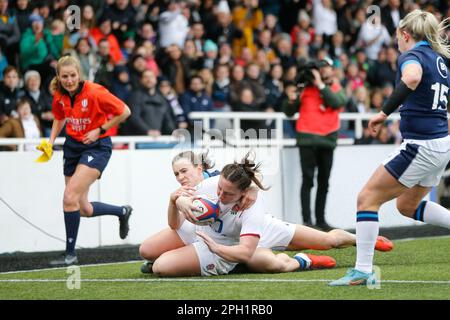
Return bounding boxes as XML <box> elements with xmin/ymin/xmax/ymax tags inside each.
<box><xmin>330</xmin><ymin>9</ymin><xmax>450</xmax><ymax>286</ymax></box>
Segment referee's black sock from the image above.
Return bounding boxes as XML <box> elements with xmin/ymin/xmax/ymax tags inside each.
<box><xmin>91</xmin><ymin>201</ymin><xmax>124</xmax><ymax>217</ymax></box>
<box><xmin>64</xmin><ymin>210</ymin><xmax>80</xmax><ymax>256</ymax></box>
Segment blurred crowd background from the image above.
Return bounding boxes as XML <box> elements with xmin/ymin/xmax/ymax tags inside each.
<box><xmin>1</xmin><ymin>0</ymin><xmax>449</xmax><ymax>147</ymax></box>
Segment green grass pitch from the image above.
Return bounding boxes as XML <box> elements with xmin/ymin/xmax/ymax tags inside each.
<box><xmin>0</xmin><ymin>237</ymin><xmax>449</xmax><ymax>300</ymax></box>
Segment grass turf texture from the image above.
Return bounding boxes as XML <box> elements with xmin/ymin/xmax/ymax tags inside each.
<box><xmin>0</xmin><ymin>237</ymin><xmax>449</xmax><ymax>300</ymax></box>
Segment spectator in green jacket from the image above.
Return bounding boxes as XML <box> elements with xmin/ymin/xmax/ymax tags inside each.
<box><xmin>19</xmin><ymin>14</ymin><xmax>59</xmax><ymax>86</ymax></box>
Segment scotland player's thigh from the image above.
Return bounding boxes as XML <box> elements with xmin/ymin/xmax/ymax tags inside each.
<box><xmin>192</xmin><ymin>240</ymin><xmax>238</xmax><ymax>276</ymax></box>
<box><xmin>258</xmin><ymin>214</ymin><xmax>296</xmax><ymax>250</ymax></box>
<box><xmin>383</xmin><ymin>135</ymin><xmax>450</xmax><ymax>188</ymax></box>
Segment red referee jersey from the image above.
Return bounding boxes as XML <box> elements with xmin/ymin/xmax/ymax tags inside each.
<box><xmin>52</xmin><ymin>81</ymin><xmax>126</xmax><ymax>142</ymax></box>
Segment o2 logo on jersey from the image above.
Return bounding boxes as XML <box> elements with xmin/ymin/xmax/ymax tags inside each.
<box><xmin>436</xmin><ymin>56</ymin><xmax>448</xmax><ymax>78</ymax></box>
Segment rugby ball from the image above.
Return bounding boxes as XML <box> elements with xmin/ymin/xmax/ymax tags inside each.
<box><xmin>192</xmin><ymin>196</ymin><xmax>219</xmax><ymax>225</ymax></box>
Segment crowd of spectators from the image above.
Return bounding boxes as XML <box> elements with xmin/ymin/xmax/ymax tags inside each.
<box><xmin>1</xmin><ymin>0</ymin><xmax>449</xmax><ymax>147</ymax></box>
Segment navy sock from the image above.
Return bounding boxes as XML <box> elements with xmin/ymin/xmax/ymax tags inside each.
<box><xmin>64</xmin><ymin>210</ymin><xmax>80</xmax><ymax>256</ymax></box>
<box><xmin>91</xmin><ymin>202</ymin><xmax>124</xmax><ymax>217</ymax></box>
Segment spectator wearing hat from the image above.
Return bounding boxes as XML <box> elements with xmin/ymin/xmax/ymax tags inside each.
<box><xmin>23</xmin><ymin>70</ymin><xmax>53</xmax><ymax>136</ymax></box>
<box><xmin>282</xmin><ymin>57</ymin><xmax>346</xmax><ymax>231</ymax></box>
<box><xmin>0</xmin><ymin>0</ymin><xmax>21</xmax><ymax>65</ymax></box>
<box><xmin>112</xmin><ymin>64</ymin><xmax>132</xmax><ymax>103</ymax></box>
<box><xmin>19</xmin><ymin>13</ymin><xmax>59</xmax><ymax>85</ymax></box>
<box><xmin>201</xmin><ymin>39</ymin><xmax>218</xmax><ymax>70</ymax></box>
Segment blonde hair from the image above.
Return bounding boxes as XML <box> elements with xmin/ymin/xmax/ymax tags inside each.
<box><xmin>49</xmin><ymin>55</ymin><xmax>83</xmax><ymax>94</ymax></box>
<box><xmin>398</xmin><ymin>9</ymin><xmax>450</xmax><ymax>58</ymax></box>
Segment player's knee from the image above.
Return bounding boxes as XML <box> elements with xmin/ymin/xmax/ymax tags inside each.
<box><xmin>356</xmin><ymin>189</ymin><xmax>371</xmax><ymax>211</ymax></box>
<box><xmin>324</xmin><ymin>232</ymin><xmax>339</xmax><ymax>249</ymax></box>
<box><xmin>63</xmin><ymin>190</ymin><xmax>80</xmax><ymax>209</ymax></box>
<box><xmin>139</xmin><ymin>243</ymin><xmax>156</xmax><ymax>260</ymax></box>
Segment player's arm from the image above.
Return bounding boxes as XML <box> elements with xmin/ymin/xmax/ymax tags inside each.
<box><xmin>167</xmin><ymin>186</ymin><xmax>196</xmax><ymax>229</ymax></box>
<box><xmin>196</xmin><ymin>231</ymin><xmax>260</xmax><ymax>263</ymax></box>
<box><xmin>168</xmin><ymin>197</ymin><xmax>184</xmax><ymax>230</ymax></box>
<box><xmin>381</xmin><ymin>61</ymin><xmax>422</xmax><ymax>117</ymax></box>
<box><xmin>100</xmin><ymin>104</ymin><xmax>131</xmax><ymax>133</ymax></box>
<box><xmin>370</xmin><ymin>62</ymin><xmax>422</xmax><ymax>136</ymax></box>
<box><xmin>49</xmin><ymin>118</ymin><xmax>66</xmax><ymax>145</ymax></box>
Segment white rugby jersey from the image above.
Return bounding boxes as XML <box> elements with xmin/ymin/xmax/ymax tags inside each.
<box><xmin>194</xmin><ymin>175</ymin><xmax>264</xmax><ymax>246</ymax></box>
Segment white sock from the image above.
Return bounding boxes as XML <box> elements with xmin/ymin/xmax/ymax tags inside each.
<box><xmin>416</xmin><ymin>201</ymin><xmax>450</xmax><ymax>228</ymax></box>
<box><xmin>355</xmin><ymin>211</ymin><xmax>379</xmax><ymax>274</ymax></box>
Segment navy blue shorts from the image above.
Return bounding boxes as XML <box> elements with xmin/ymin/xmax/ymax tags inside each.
<box><xmin>63</xmin><ymin>136</ymin><xmax>112</xmax><ymax>177</ymax></box>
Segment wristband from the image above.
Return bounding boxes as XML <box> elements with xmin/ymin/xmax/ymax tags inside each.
<box><xmin>99</xmin><ymin>126</ymin><xmax>107</xmax><ymax>135</ymax></box>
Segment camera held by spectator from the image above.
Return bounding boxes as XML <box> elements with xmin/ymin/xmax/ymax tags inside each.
<box><xmin>296</xmin><ymin>57</ymin><xmax>333</xmax><ymax>88</ymax></box>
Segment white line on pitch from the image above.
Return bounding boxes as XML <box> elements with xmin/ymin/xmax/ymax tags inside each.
<box><xmin>0</xmin><ymin>278</ymin><xmax>449</xmax><ymax>284</ymax></box>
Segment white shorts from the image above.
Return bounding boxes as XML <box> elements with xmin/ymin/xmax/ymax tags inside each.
<box><xmin>383</xmin><ymin>136</ymin><xmax>450</xmax><ymax>188</ymax></box>
<box><xmin>192</xmin><ymin>240</ymin><xmax>238</xmax><ymax>276</ymax></box>
<box><xmin>176</xmin><ymin>220</ymin><xmax>197</xmax><ymax>245</ymax></box>
<box><xmin>258</xmin><ymin>215</ymin><xmax>296</xmax><ymax>250</ymax></box>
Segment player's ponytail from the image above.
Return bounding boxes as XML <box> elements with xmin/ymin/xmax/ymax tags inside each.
<box><xmin>399</xmin><ymin>9</ymin><xmax>450</xmax><ymax>59</ymax></box>
<box><xmin>221</xmin><ymin>151</ymin><xmax>269</xmax><ymax>191</ymax></box>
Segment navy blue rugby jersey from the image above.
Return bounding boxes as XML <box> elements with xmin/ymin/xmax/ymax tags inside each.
<box><xmin>397</xmin><ymin>41</ymin><xmax>449</xmax><ymax>140</ymax></box>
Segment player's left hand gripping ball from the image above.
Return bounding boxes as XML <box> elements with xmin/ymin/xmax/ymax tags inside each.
<box><xmin>35</xmin><ymin>139</ymin><xmax>53</xmax><ymax>163</ymax></box>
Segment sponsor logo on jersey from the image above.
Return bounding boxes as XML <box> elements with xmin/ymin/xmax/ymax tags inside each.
<box><xmin>437</xmin><ymin>56</ymin><xmax>448</xmax><ymax>78</ymax></box>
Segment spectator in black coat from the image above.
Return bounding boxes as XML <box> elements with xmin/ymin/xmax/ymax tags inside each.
<box><xmin>381</xmin><ymin>0</ymin><xmax>405</xmax><ymax>36</ymax></box>
<box><xmin>0</xmin><ymin>66</ymin><xmax>24</xmax><ymax>125</ymax></box>
<box><xmin>120</xmin><ymin>69</ymin><xmax>176</xmax><ymax>136</ymax></box>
